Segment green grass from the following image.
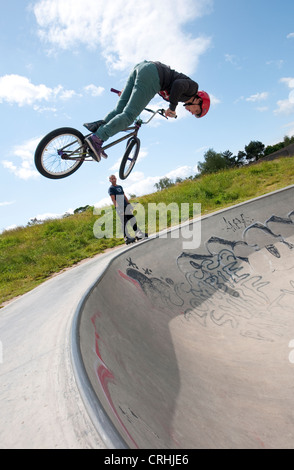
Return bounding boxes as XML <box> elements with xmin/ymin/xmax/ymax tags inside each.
<box><xmin>1</xmin><ymin>156</ymin><xmax>294</xmax><ymax>307</ymax></box>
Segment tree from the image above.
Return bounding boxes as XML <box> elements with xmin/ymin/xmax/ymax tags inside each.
<box><xmin>154</xmin><ymin>177</ymin><xmax>174</xmax><ymax>191</ymax></box>
<box><xmin>222</xmin><ymin>150</ymin><xmax>239</xmax><ymax>167</ymax></box>
<box><xmin>235</xmin><ymin>150</ymin><xmax>247</xmax><ymax>165</ymax></box>
<box><xmin>264</xmin><ymin>135</ymin><xmax>294</xmax><ymax>156</ymax></box>
<box><xmin>283</xmin><ymin>135</ymin><xmax>294</xmax><ymax>146</ymax></box>
<box><xmin>244</xmin><ymin>141</ymin><xmax>265</xmax><ymax>162</ymax></box>
<box><xmin>175</xmin><ymin>177</ymin><xmax>183</xmax><ymax>184</ymax></box>
<box><xmin>27</xmin><ymin>217</ymin><xmax>43</xmax><ymax>226</ymax></box>
<box><xmin>264</xmin><ymin>142</ymin><xmax>284</xmax><ymax>156</ymax></box>
<box><xmin>74</xmin><ymin>205</ymin><xmax>90</xmax><ymax>214</ymax></box>
<box><xmin>197</xmin><ymin>148</ymin><xmax>232</xmax><ymax>175</ymax></box>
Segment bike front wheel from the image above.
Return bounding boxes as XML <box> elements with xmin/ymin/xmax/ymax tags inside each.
<box><xmin>119</xmin><ymin>137</ymin><xmax>140</xmax><ymax>180</ymax></box>
<box><xmin>34</xmin><ymin>127</ymin><xmax>85</xmax><ymax>179</ymax></box>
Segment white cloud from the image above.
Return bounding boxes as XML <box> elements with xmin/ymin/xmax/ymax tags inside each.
<box><xmin>195</xmin><ymin>145</ymin><xmax>209</xmax><ymax>154</ymax></box>
<box><xmin>2</xmin><ymin>137</ymin><xmax>41</xmax><ymax>180</ymax></box>
<box><xmin>3</xmin><ymin>225</ymin><xmax>18</xmax><ymax>233</ymax></box>
<box><xmin>0</xmin><ymin>74</ymin><xmax>50</xmax><ymax>106</ymax></box>
<box><xmin>108</xmin><ymin>158</ymin><xmax>121</xmax><ymax>172</ymax></box>
<box><xmin>280</xmin><ymin>77</ymin><xmax>294</xmax><ymax>89</ymax></box>
<box><xmin>33</xmin><ymin>0</ymin><xmax>213</xmax><ymax>75</ymax></box>
<box><xmin>122</xmin><ymin>165</ymin><xmax>197</xmax><ymax>197</ymax></box>
<box><xmin>210</xmin><ymin>94</ymin><xmax>221</xmax><ymax>106</ymax></box>
<box><xmin>246</xmin><ymin>92</ymin><xmax>269</xmax><ymax>102</ymax></box>
<box><xmin>0</xmin><ymin>74</ymin><xmax>77</xmax><ymax>107</ymax></box>
<box><xmin>274</xmin><ymin>77</ymin><xmax>294</xmax><ymax>115</ymax></box>
<box><xmin>224</xmin><ymin>54</ymin><xmax>236</xmax><ymax>64</ymax></box>
<box><xmin>124</xmin><ymin>175</ymin><xmax>163</xmax><ymax>198</ymax></box>
<box><xmin>256</xmin><ymin>106</ymin><xmax>269</xmax><ymax>112</ymax></box>
<box><xmin>2</xmin><ymin>160</ymin><xmax>38</xmax><ymax>180</ymax></box>
<box><xmin>0</xmin><ymin>201</ymin><xmax>14</xmax><ymax>207</ymax></box>
<box><xmin>84</xmin><ymin>84</ymin><xmax>105</xmax><ymax>97</ymax></box>
<box><xmin>266</xmin><ymin>59</ymin><xmax>284</xmax><ymax>69</ymax></box>
<box><xmin>283</xmin><ymin>121</ymin><xmax>294</xmax><ymax>138</ymax></box>
<box><xmin>287</xmin><ymin>33</ymin><xmax>294</xmax><ymax>39</ymax></box>
<box><xmin>274</xmin><ymin>99</ymin><xmax>294</xmax><ymax>115</ymax></box>
<box><xmin>165</xmin><ymin>165</ymin><xmax>198</xmax><ymax>180</ymax></box>
<box><xmin>33</xmin><ymin>105</ymin><xmax>58</xmax><ymax>113</ymax></box>
<box><xmin>93</xmin><ymin>197</ymin><xmax>112</xmax><ymax>210</ymax></box>
<box><xmin>28</xmin><ymin>209</ymin><xmax>74</xmax><ymax>224</ymax></box>
<box><xmin>224</xmin><ymin>53</ymin><xmax>241</xmax><ymax>69</ymax></box>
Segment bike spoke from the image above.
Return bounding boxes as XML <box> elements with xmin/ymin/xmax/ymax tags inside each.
<box><xmin>42</xmin><ymin>134</ymin><xmax>83</xmax><ymax>176</ymax></box>
<box><xmin>124</xmin><ymin>150</ymin><xmax>136</xmax><ymax>172</ymax></box>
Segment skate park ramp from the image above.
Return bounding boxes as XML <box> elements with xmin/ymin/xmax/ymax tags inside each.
<box><xmin>72</xmin><ymin>185</ymin><xmax>294</xmax><ymax>449</ymax></box>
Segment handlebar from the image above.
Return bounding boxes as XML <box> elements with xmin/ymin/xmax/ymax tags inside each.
<box><xmin>145</xmin><ymin>107</ymin><xmax>166</xmax><ymax>117</ymax></box>
<box><xmin>142</xmin><ymin>108</ymin><xmax>169</xmax><ymax>124</ymax></box>
<box><xmin>145</xmin><ymin>108</ymin><xmax>177</xmax><ymax>119</ymax></box>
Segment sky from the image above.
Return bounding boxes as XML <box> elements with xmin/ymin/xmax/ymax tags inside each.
<box><xmin>1</xmin><ymin>0</ymin><xmax>294</xmax><ymax>233</ymax></box>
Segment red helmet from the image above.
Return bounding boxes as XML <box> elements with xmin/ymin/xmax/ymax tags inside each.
<box><xmin>197</xmin><ymin>91</ymin><xmax>210</xmax><ymax>118</ymax></box>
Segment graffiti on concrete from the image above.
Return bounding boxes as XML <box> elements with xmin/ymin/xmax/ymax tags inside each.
<box><xmin>122</xmin><ymin>209</ymin><xmax>294</xmax><ymax>342</ymax></box>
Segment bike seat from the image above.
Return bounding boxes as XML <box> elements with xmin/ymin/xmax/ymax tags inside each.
<box><xmin>83</xmin><ymin>120</ymin><xmax>105</xmax><ymax>133</ymax></box>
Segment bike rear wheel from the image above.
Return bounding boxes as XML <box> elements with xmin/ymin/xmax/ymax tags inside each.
<box><xmin>34</xmin><ymin>127</ymin><xmax>85</xmax><ymax>179</ymax></box>
<box><xmin>119</xmin><ymin>137</ymin><xmax>140</xmax><ymax>180</ymax></box>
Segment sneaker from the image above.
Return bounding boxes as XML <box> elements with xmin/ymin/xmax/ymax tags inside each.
<box><xmin>124</xmin><ymin>236</ymin><xmax>136</xmax><ymax>245</ymax></box>
<box><xmin>83</xmin><ymin>120</ymin><xmax>105</xmax><ymax>133</ymax></box>
<box><xmin>135</xmin><ymin>229</ymin><xmax>148</xmax><ymax>240</ymax></box>
<box><xmin>85</xmin><ymin>134</ymin><xmax>108</xmax><ymax>162</ymax></box>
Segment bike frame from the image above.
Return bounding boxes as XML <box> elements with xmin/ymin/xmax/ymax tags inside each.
<box><xmin>60</xmin><ymin>108</ymin><xmax>166</xmax><ymax>161</ymax></box>
<box><xmin>101</xmin><ymin>108</ymin><xmax>166</xmax><ymax>151</ymax></box>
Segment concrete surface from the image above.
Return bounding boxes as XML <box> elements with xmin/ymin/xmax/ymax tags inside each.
<box><xmin>1</xmin><ymin>186</ymin><xmax>294</xmax><ymax>449</ymax></box>
<box><xmin>0</xmin><ymin>246</ymin><xmax>129</xmax><ymax>449</ymax></box>
<box><xmin>75</xmin><ymin>185</ymin><xmax>294</xmax><ymax>449</ymax></box>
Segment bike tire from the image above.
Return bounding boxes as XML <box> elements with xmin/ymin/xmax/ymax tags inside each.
<box><xmin>34</xmin><ymin>127</ymin><xmax>85</xmax><ymax>179</ymax></box>
<box><xmin>119</xmin><ymin>137</ymin><xmax>140</xmax><ymax>180</ymax></box>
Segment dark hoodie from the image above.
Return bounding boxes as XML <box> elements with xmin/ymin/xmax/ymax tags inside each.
<box><xmin>152</xmin><ymin>61</ymin><xmax>199</xmax><ymax>111</ymax></box>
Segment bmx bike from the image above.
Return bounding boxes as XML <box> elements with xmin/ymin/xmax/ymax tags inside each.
<box><xmin>34</xmin><ymin>88</ymin><xmax>169</xmax><ymax>181</ymax></box>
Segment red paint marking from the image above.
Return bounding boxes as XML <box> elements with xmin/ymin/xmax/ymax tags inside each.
<box><xmin>91</xmin><ymin>313</ymin><xmax>138</xmax><ymax>448</ymax></box>
<box><xmin>91</xmin><ymin>314</ymin><xmax>105</xmax><ymax>363</ymax></box>
<box><xmin>97</xmin><ymin>364</ymin><xmax>138</xmax><ymax>448</ymax></box>
<box><xmin>97</xmin><ymin>364</ymin><xmax>114</xmax><ymax>392</ymax></box>
<box><xmin>118</xmin><ymin>269</ymin><xmax>142</xmax><ymax>291</ymax></box>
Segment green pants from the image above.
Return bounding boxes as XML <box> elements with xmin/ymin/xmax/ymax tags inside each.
<box><xmin>96</xmin><ymin>61</ymin><xmax>161</xmax><ymax>142</ymax></box>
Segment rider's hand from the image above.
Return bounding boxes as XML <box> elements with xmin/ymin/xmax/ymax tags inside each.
<box><xmin>165</xmin><ymin>108</ymin><xmax>177</xmax><ymax>118</ymax></box>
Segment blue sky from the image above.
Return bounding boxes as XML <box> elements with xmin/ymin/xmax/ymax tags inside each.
<box><xmin>1</xmin><ymin>0</ymin><xmax>294</xmax><ymax>233</ymax></box>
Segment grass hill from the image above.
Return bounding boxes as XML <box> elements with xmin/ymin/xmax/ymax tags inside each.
<box><xmin>1</xmin><ymin>156</ymin><xmax>294</xmax><ymax>307</ymax></box>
